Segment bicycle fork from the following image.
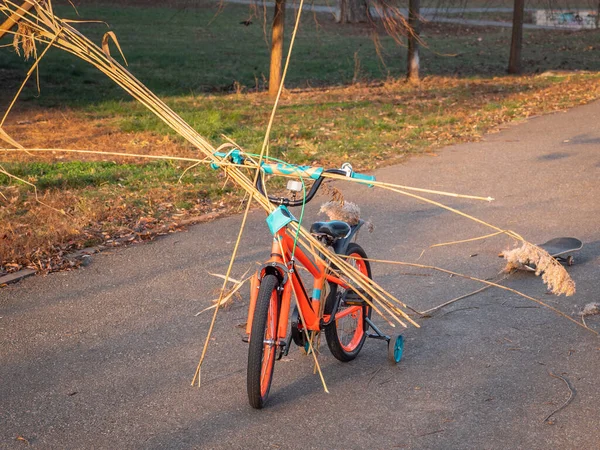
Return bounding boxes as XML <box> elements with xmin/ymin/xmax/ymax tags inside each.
<box><xmin>245</xmin><ymin>236</ymin><xmax>293</xmax><ymax>351</ymax></box>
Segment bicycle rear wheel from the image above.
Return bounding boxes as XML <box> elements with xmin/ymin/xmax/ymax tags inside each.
<box><xmin>247</xmin><ymin>274</ymin><xmax>280</xmax><ymax>409</ymax></box>
<box><xmin>324</xmin><ymin>243</ymin><xmax>372</xmax><ymax>362</ymax></box>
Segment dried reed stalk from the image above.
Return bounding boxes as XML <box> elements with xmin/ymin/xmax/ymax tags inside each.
<box><xmin>319</xmin><ymin>200</ymin><xmax>361</xmax><ymax>225</ymax></box>
<box><xmin>195</xmin><ymin>272</ymin><xmax>251</xmax><ymax>316</ymax></box>
<box><xmin>1</xmin><ymin>0</ymin><xmax>584</xmax><ymax>392</ymax></box>
<box><xmin>345</xmin><ymin>256</ymin><xmax>595</xmax><ymax>335</ymax></box>
<box><xmin>0</xmin><ymin>0</ymin><xmax>33</xmax><ymax>40</ymax></box>
<box><xmin>275</xmin><ymin>236</ymin><xmax>329</xmax><ymax>393</ymax></box>
<box><xmin>321</xmin><ymin>172</ymin><xmax>494</xmax><ymax>202</ymax></box>
<box><xmin>320</xmin><ymin>172</ymin><xmax>575</xmax><ymax>298</ymax></box>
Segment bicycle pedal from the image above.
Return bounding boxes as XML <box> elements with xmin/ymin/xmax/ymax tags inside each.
<box><xmin>344</xmin><ymin>289</ymin><xmax>369</xmax><ymax>306</ymax></box>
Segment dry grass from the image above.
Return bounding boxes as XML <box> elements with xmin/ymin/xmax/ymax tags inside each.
<box><xmin>502</xmin><ymin>242</ymin><xmax>576</xmax><ymax>296</ymax></box>
<box><xmin>2</xmin><ymin>106</ymin><xmax>199</xmax><ymax>163</ymax></box>
<box><xmin>0</xmin><ymin>180</ymin><xmax>241</xmax><ymax>272</ymax></box>
<box><xmin>581</xmin><ymin>302</ymin><xmax>600</xmax><ymax>316</ymax></box>
<box><xmin>319</xmin><ymin>200</ymin><xmax>361</xmax><ymax>225</ymax></box>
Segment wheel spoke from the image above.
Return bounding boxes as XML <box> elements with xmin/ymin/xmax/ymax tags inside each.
<box><xmin>335</xmin><ymin>252</ymin><xmax>366</xmax><ymax>352</ymax></box>
<box><xmin>324</xmin><ymin>243</ymin><xmax>372</xmax><ymax>363</ymax></box>
<box><xmin>260</xmin><ymin>289</ymin><xmax>278</xmax><ymax>396</ymax></box>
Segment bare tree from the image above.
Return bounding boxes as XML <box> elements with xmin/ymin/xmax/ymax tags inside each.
<box><xmin>269</xmin><ymin>0</ymin><xmax>285</xmax><ymax>98</ymax></box>
<box><xmin>508</xmin><ymin>0</ymin><xmax>525</xmax><ymax>74</ymax></box>
<box><xmin>337</xmin><ymin>0</ymin><xmax>369</xmax><ymax>24</ymax></box>
<box><xmin>406</xmin><ymin>0</ymin><xmax>420</xmax><ymax>83</ymax></box>
<box><xmin>261</xmin><ymin>0</ymin><xmax>417</xmax><ymax>92</ymax></box>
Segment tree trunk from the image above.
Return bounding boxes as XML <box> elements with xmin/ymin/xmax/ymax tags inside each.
<box><xmin>268</xmin><ymin>0</ymin><xmax>285</xmax><ymax>99</ymax></box>
<box><xmin>406</xmin><ymin>0</ymin><xmax>420</xmax><ymax>83</ymax></box>
<box><xmin>337</xmin><ymin>0</ymin><xmax>369</xmax><ymax>24</ymax></box>
<box><xmin>508</xmin><ymin>0</ymin><xmax>525</xmax><ymax>74</ymax></box>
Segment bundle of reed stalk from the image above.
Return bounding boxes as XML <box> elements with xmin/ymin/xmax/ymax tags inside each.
<box><xmin>1</xmin><ymin>0</ymin><xmax>578</xmax><ymax>305</ymax></box>
<box><xmin>1</xmin><ymin>0</ymin><xmax>587</xmax><ymax>391</ymax></box>
<box><xmin>0</xmin><ymin>0</ymin><xmax>417</xmax><ymax>326</ymax></box>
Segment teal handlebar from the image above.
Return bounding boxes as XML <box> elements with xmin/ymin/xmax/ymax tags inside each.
<box><xmin>210</xmin><ymin>150</ymin><xmax>374</xmax><ymax>186</ymax></box>
<box><xmin>350</xmin><ymin>171</ymin><xmax>376</xmax><ymax>187</ymax></box>
<box><xmin>260</xmin><ymin>162</ymin><xmax>323</xmax><ymax>180</ymax></box>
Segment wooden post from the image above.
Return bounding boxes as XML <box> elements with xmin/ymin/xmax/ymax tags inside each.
<box><xmin>406</xmin><ymin>0</ymin><xmax>421</xmax><ymax>83</ymax></box>
<box><xmin>0</xmin><ymin>1</ymin><xmax>34</xmax><ymax>41</ymax></box>
<box><xmin>268</xmin><ymin>0</ymin><xmax>285</xmax><ymax>99</ymax></box>
<box><xmin>508</xmin><ymin>0</ymin><xmax>525</xmax><ymax>74</ymax></box>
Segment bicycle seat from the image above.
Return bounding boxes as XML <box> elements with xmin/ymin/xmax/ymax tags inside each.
<box><xmin>309</xmin><ymin>221</ymin><xmax>351</xmax><ymax>239</ymax></box>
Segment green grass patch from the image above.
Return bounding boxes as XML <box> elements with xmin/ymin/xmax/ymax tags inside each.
<box><xmin>3</xmin><ymin>2</ymin><xmax>600</xmax><ymax>108</ymax></box>
<box><xmin>2</xmin><ymin>160</ymin><xmax>191</xmax><ymax>189</ymax></box>
<box><xmin>0</xmin><ymin>160</ymin><xmax>233</xmax><ymax>201</ymax></box>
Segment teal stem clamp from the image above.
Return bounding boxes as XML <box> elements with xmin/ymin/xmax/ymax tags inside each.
<box><xmin>266</xmin><ymin>206</ymin><xmax>297</xmax><ymax>235</ymax></box>
<box><xmin>210</xmin><ymin>149</ymin><xmax>245</xmax><ymax>170</ymax></box>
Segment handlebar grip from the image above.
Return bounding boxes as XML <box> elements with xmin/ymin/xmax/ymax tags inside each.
<box><xmin>260</xmin><ymin>162</ymin><xmax>323</xmax><ymax>180</ymax></box>
<box><xmin>351</xmin><ymin>171</ymin><xmax>376</xmax><ymax>187</ymax></box>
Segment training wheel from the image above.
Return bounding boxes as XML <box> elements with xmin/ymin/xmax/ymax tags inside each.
<box><xmin>388</xmin><ymin>334</ymin><xmax>404</xmax><ymax>364</ymax></box>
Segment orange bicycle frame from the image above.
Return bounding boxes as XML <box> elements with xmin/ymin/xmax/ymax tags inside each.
<box><xmin>246</xmin><ymin>227</ymin><xmax>360</xmax><ymax>342</ymax></box>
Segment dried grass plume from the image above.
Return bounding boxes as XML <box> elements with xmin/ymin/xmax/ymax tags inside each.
<box><xmin>502</xmin><ymin>242</ymin><xmax>576</xmax><ymax>296</ymax></box>
<box><xmin>319</xmin><ymin>200</ymin><xmax>361</xmax><ymax>226</ymax></box>
<box><xmin>13</xmin><ymin>21</ymin><xmax>36</xmax><ymax>60</ymax></box>
<box><xmin>580</xmin><ymin>302</ymin><xmax>600</xmax><ymax>317</ymax></box>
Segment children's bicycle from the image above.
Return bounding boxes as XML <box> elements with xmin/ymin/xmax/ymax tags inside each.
<box><xmin>215</xmin><ymin>153</ymin><xmax>405</xmax><ymax>409</ymax></box>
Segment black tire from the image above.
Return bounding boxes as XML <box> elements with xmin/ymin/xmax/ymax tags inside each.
<box><xmin>388</xmin><ymin>334</ymin><xmax>404</xmax><ymax>364</ymax></box>
<box><xmin>247</xmin><ymin>274</ymin><xmax>280</xmax><ymax>409</ymax></box>
<box><xmin>324</xmin><ymin>243</ymin><xmax>372</xmax><ymax>362</ymax></box>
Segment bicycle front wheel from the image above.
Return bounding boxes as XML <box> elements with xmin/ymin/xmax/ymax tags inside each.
<box><xmin>247</xmin><ymin>274</ymin><xmax>280</xmax><ymax>409</ymax></box>
<box><xmin>324</xmin><ymin>243</ymin><xmax>372</xmax><ymax>362</ymax></box>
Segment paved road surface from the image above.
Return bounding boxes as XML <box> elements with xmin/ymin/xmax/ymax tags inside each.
<box><xmin>2</xmin><ymin>101</ymin><xmax>600</xmax><ymax>449</ymax></box>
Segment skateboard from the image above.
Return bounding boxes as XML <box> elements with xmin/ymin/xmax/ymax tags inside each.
<box><xmin>524</xmin><ymin>237</ymin><xmax>583</xmax><ymax>271</ymax></box>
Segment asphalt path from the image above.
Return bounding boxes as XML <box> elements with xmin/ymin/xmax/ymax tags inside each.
<box><xmin>2</xmin><ymin>101</ymin><xmax>600</xmax><ymax>449</ymax></box>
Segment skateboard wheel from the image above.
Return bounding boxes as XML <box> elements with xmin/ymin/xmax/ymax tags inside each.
<box><xmin>566</xmin><ymin>255</ymin><xmax>574</xmax><ymax>266</ymax></box>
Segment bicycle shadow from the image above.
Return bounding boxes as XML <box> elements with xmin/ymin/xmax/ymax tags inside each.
<box><xmin>141</xmin><ymin>348</ymin><xmax>405</xmax><ymax>449</ymax></box>
<box><xmin>267</xmin><ymin>354</ymin><xmax>376</xmax><ymax>408</ymax></box>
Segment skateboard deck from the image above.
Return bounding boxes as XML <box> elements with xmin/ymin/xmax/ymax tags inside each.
<box><xmin>525</xmin><ymin>237</ymin><xmax>582</xmax><ymax>271</ymax></box>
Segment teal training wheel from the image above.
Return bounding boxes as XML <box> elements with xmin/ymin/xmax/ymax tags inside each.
<box><xmin>388</xmin><ymin>334</ymin><xmax>404</xmax><ymax>364</ymax></box>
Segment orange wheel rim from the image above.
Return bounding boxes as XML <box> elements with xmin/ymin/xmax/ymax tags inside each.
<box><xmin>260</xmin><ymin>290</ymin><xmax>278</xmax><ymax>397</ymax></box>
<box><xmin>337</xmin><ymin>253</ymin><xmax>367</xmax><ymax>352</ymax></box>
